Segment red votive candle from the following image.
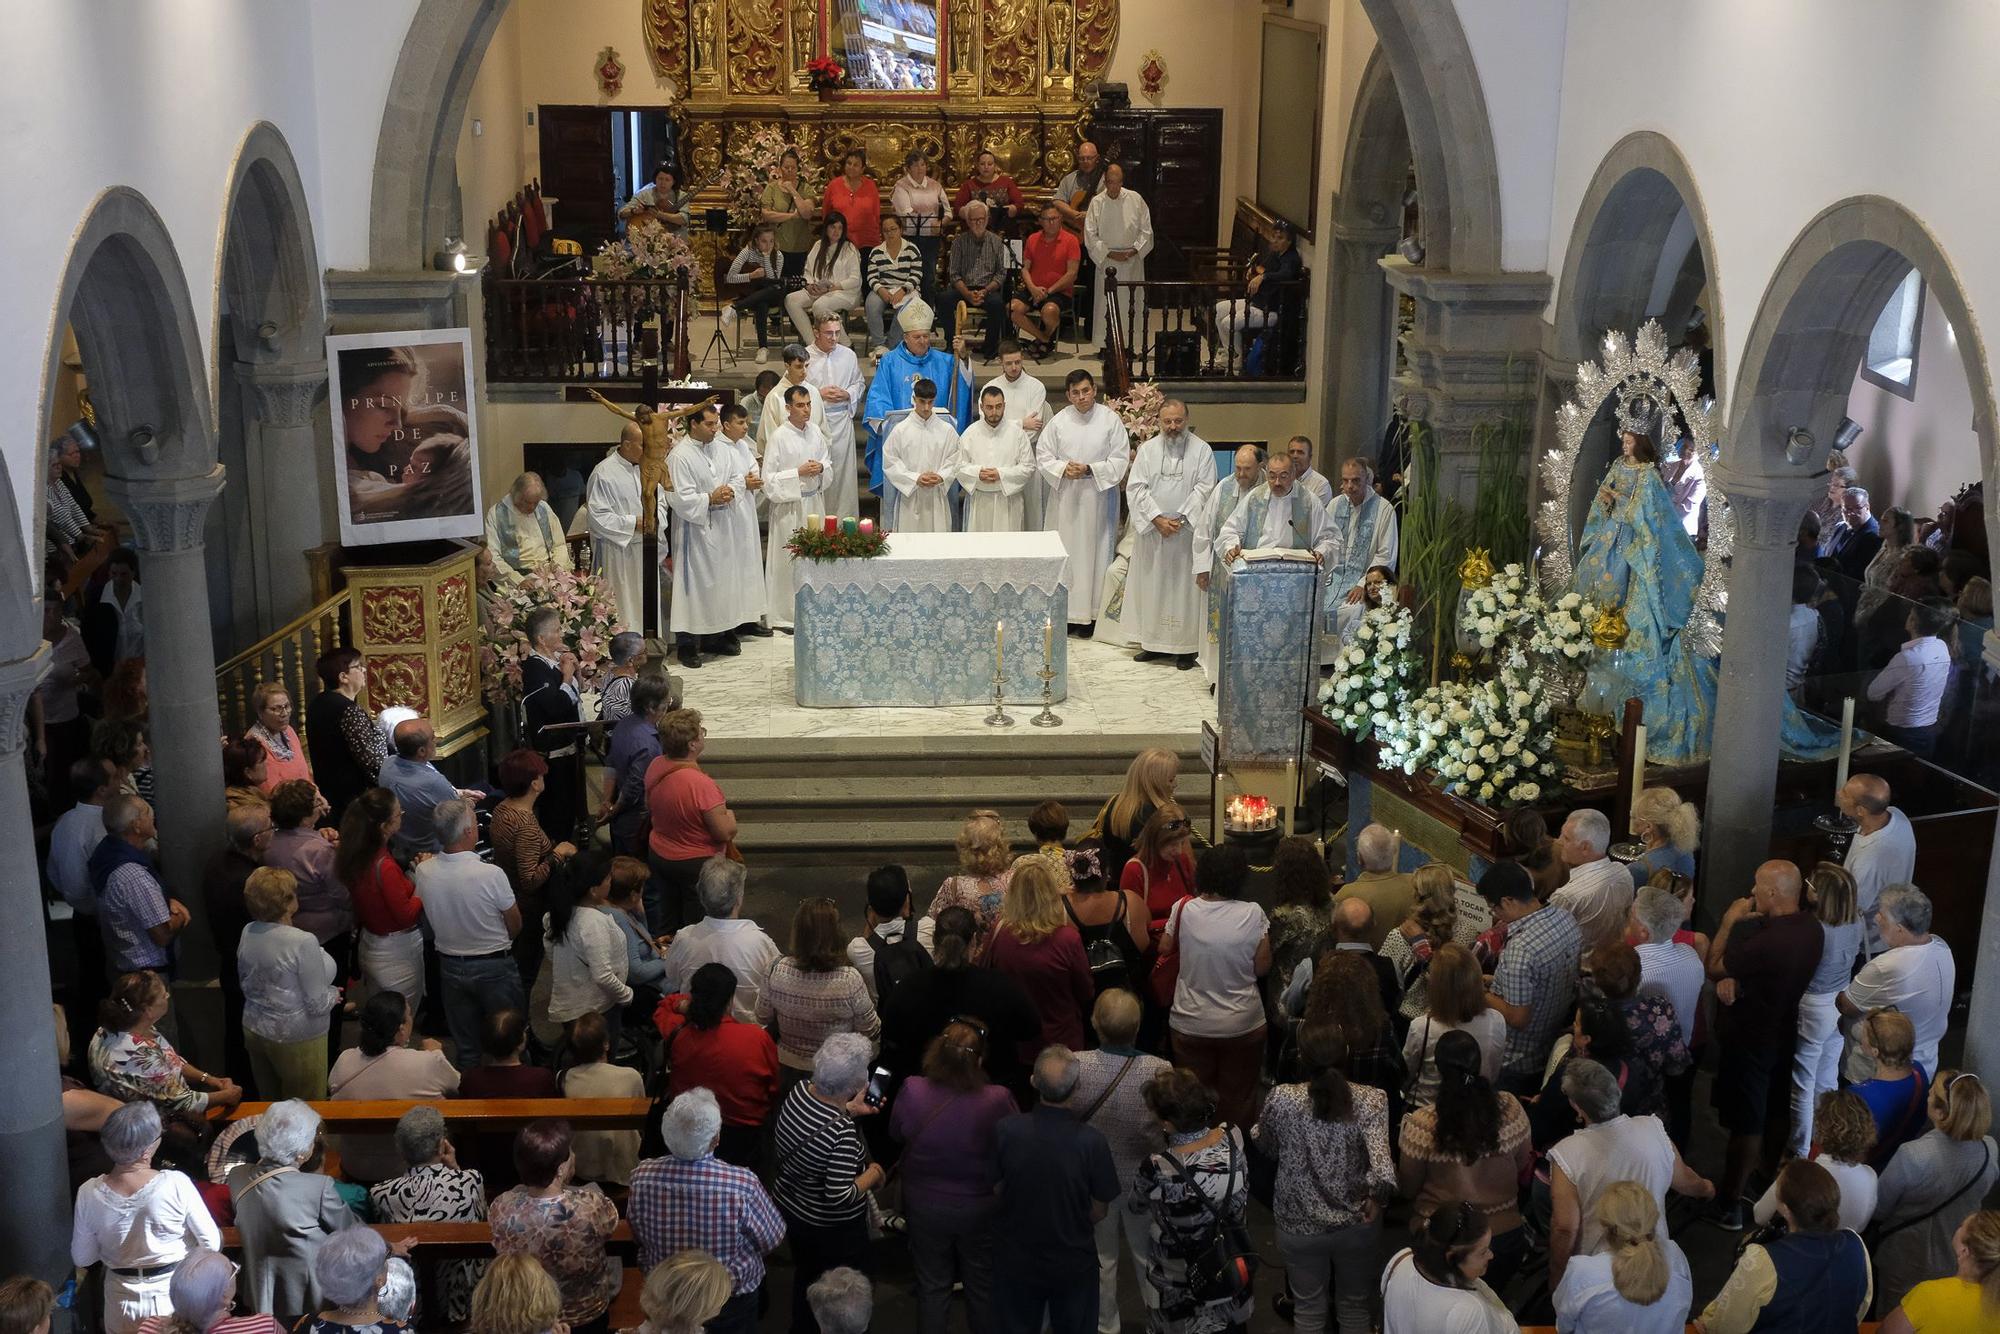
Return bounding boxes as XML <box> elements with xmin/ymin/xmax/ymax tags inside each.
<box><xmin>823</xmin><ymin>514</ymin><xmax>839</xmax><ymax>535</ymax></box>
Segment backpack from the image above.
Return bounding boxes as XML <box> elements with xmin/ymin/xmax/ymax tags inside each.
<box><xmin>1064</xmin><ymin>895</ymin><xmax>1132</xmax><ymax>994</ymax></box>
<box><xmin>869</xmin><ymin>920</ymin><xmax>933</xmax><ymax>1003</ymax></box>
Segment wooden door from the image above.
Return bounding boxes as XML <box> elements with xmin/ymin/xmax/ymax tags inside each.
<box><xmin>539</xmin><ymin>106</ymin><xmax>618</xmax><ymax>247</ymax></box>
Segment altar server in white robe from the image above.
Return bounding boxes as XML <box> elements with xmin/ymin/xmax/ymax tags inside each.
<box><xmin>665</xmin><ymin>403</ymin><xmax>766</xmax><ymax>668</ymax></box>
<box><xmin>1124</xmin><ymin>400</ymin><xmax>1215</xmax><ymax>668</ymax></box>
<box><xmin>1320</xmin><ymin>456</ymin><xmax>1399</xmax><ymax>663</ymax></box>
<box><xmin>986</xmin><ymin>346</ymin><xmax>1051</xmax><ymax>528</ymax></box>
<box><xmin>1216</xmin><ymin>450</ymin><xmax>1335</xmax><ymax>567</ymax></box>
<box><xmin>884</xmin><ymin>379</ymin><xmax>962</xmax><ymax>533</ymax></box>
<box><xmin>720</xmin><ymin>404</ymin><xmax>776</xmax><ymax>638</ymax></box>
<box><xmin>1038</xmin><ymin>368</ymin><xmax>1130</xmax><ymax>634</ymax></box>
<box><xmin>806</xmin><ymin>315</ymin><xmax>864</xmax><ymax>519</ymax></box>
<box><xmin>1191</xmin><ymin>444</ymin><xmax>1265</xmax><ymax>684</ymax></box>
<box><xmin>1083</xmin><ymin>164</ymin><xmax>1153</xmax><ymax>352</ymax></box>
<box><xmin>585</xmin><ymin>424</ymin><xmax>668</xmax><ymax>629</ymax></box>
<box><xmin>760</xmin><ymin>385</ymin><xmax>831</xmax><ymax>629</ymax></box>
<box><xmin>759</xmin><ymin>344</ymin><xmax>826</xmax><ymax>443</ymax></box>
<box><xmin>957</xmin><ymin>386</ymin><xmax>1037</xmax><ymax>532</ymax></box>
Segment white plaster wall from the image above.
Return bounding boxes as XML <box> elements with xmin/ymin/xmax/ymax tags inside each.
<box><xmin>457</xmin><ymin>1</ymin><xmax>531</xmax><ymax>240</ymax></box>
<box><xmin>1542</xmin><ymin>0</ymin><xmax>2000</xmax><ymax>417</ymax></box>
<box><xmin>307</xmin><ymin>0</ymin><xmax>421</xmax><ymax>270</ymax></box>
<box><xmin>0</xmin><ymin>0</ymin><xmax>396</xmax><ymax>560</ymax></box>
<box><xmin>1846</xmin><ymin>287</ymin><xmax>1984</xmax><ymax>516</ymax></box>
<box><xmin>1453</xmin><ymin>0</ymin><xmax>1566</xmax><ymax>274</ymax></box>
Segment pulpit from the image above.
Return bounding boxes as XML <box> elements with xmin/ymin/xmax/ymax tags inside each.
<box><xmin>343</xmin><ymin>543</ymin><xmax>487</xmax><ymax>757</ymax></box>
<box><xmin>1215</xmin><ymin>559</ymin><xmax>1320</xmax><ymax>826</ymax></box>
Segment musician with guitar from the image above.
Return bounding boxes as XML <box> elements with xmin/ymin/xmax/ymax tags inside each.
<box><xmin>618</xmin><ymin>161</ymin><xmax>692</xmax><ymax>238</ymax></box>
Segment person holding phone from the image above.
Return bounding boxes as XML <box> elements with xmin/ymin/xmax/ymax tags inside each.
<box><xmin>771</xmin><ymin>1033</ymin><xmax>883</xmax><ymax>1334</ymax></box>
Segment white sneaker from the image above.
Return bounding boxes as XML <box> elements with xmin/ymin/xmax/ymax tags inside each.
<box><xmin>719</xmin><ymin>306</ymin><xmax>737</xmax><ymax>328</ymax></box>
<box><xmin>755</xmin><ymin>347</ymin><xmax>770</xmax><ymax>365</ymax></box>
<box><xmin>871</xmin><ymin>346</ymin><xmax>885</xmax><ymax>363</ymax></box>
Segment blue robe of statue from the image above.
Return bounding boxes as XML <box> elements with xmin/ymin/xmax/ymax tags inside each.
<box><xmin>1574</xmin><ymin>458</ymin><xmax>1837</xmax><ymax>763</ymax></box>
<box><xmin>863</xmin><ymin>343</ymin><xmax>974</xmax><ymax>494</ymax></box>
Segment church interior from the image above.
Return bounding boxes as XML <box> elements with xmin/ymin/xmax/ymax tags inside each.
<box><xmin>4</xmin><ymin>1</ymin><xmax>1999</xmax><ymax>1330</ymax></box>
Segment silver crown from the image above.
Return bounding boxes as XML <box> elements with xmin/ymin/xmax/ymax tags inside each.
<box><xmin>1614</xmin><ymin>386</ymin><xmax>1662</xmax><ymax>439</ymax></box>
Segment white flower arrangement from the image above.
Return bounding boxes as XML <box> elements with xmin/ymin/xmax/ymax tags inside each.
<box><xmin>1319</xmin><ymin>565</ymin><xmax>1589</xmax><ymax>808</ymax></box>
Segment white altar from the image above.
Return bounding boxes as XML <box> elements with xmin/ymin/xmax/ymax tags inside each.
<box><xmin>792</xmin><ymin>530</ymin><xmax>1073</xmax><ymax>707</ymax></box>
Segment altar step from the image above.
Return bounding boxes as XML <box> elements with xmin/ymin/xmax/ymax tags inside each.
<box><xmin>707</xmin><ymin>735</ymin><xmax>1211</xmax><ymax>866</ymax></box>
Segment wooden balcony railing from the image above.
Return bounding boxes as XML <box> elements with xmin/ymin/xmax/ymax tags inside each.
<box><xmin>214</xmin><ymin>590</ymin><xmax>352</xmax><ymax>749</ymax></box>
<box><xmin>1103</xmin><ymin>269</ymin><xmax>1310</xmax><ymax>384</ymax></box>
<box><xmin>485</xmin><ymin>271</ymin><xmax>692</xmax><ymax>384</ymax></box>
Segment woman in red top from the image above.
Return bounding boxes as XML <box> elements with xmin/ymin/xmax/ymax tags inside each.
<box><xmin>335</xmin><ymin>787</ymin><xmax>425</xmax><ymax>1010</ymax></box>
<box><xmin>643</xmin><ymin>709</ymin><xmax>738</xmax><ymax>934</ymax></box>
<box><xmin>983</xmin><ymin>857</ymin><xmax>1094</xmax><ymax>1061</ymax></box>
<box><xmin>821</xmin><ymin>149</ymin><xmax>882</xmax><ymax>250</ymax></box>
<box><xmin>655</xmin><ymin>961</ymin><xmax>781</xmax><ymax>1169</ymax></box>
<box><xmin>1119</xmin><ymin>800</ymin><xmax>1197</xmax><ymax>947</ymax></box>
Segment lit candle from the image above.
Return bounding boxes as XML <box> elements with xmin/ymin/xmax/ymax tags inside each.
<box><xmin>1629</xmin><ymin>724</ymin><xmax>1646</xmax><ymax>834</ymax></box>
<box><xmin>859</xmin><ymin>518</ymin><xmax>874</xmax><ymax>537</ymax></box>
<box><xmin>823</xmin><ymin>514</ymin><xmax>838</xmax><ymax>535</ymax></box>
<box><xmin>1042</xmin><ymin>616</ymin><xmax>1053</xmax><ymax>665</ymax></box>
<box><xmin>1835</xmin><ymin>695</ymin><xmax>1855</xmax><ymax>798</ymax></box>
<box><xmin>995</xmin><ymin>619</ymin><xmax>1005</xmax><ymax>678</ymax></box>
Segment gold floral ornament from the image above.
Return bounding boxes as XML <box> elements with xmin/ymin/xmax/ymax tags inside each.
<box><xmin>1458</xmin><ymin>547</ymin><xmax>1495</xmax><ymax>590</ymax></box>
<box><xmin>1590</xmin><ymin>605</ymin><xmax>1630</xmax><ymax>651</ymax></box>
<box><xmin>1449</xmin><ymin>652</ymin><xmax>1473</xmax><ymax>676</ymax></box>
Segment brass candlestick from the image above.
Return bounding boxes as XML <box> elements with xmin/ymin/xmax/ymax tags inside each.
<box><xmin>1030</xmin><ymin>664</ymin><xmax>1063</xmax><ymax>727</ymax></box>
<box><xmin>1584</xmin><ymin>711</ymin><xmax>1615</xmax><ymax>767</ymax></box>
<box><xmin>984</xmin><ymin>668</ymin><xmax>1015</xmax><ymax>727</ymax></box>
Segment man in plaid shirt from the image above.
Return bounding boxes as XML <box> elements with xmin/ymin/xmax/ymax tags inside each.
<box><xmin>1483</xmin><ymin>860</ymin><xmax>1583</xmax><ymax>1094</ymax></box>
<box><xmin>629</xmin><ymin>1088</ymin><xmax>786</xmax><ymax>1333</ymax></box>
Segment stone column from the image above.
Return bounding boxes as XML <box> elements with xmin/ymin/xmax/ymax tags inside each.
<box><xmin>1701</xmin><ymin>465</ymin><xmax>1812</xmax><ymax>912</ymax></box>
<box><xmin>0</xmin><ymin>645</ymin><xmax>73</xmax><ymax>1283</ymax></box>
<box><xmin>1322</xmin><ymin>221</ymin><xmax>1401</xmax><ymax>466</ymax></box>
<box><xmin>1968</xmin><ymin>627</ymin><xmax>2000</xmax><ymax>1081</ymax></box>
<box><xmin>1381</xmin><ymin>261</ymin><xmax>1553</xmax><ymax>504</ymax></box>
<box><xmin>243</xmin><ymin>362</ymin><xmax>330</xmax><ymax>621</ymax></box>
<box><xmin>103</xmin><ymin>469</ymin><xmax>228</xmax><ymax>998</ymax></box>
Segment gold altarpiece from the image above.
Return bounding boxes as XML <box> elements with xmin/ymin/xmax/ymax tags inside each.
<box><xmin>640</xmin><ymin>0</ymin><xmax>1117</xmax><ymax>225</ymax></box>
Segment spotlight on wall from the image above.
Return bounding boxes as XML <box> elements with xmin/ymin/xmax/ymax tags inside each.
<box><xmin>1784</xmin><ymin>426</ymin><xmax>1816</xmax><ymax>467</ymax></box>
<box><xmin>1831</xmin><ymin>417</ymin><xmax>1863</xmax><ymax>452</ymax></box>
<box><xmin>432</xmin><ymin>236</ymin><xmax>483</xmax><ymax>274</ymax></box>
<box><xmin>1396</xmin><ymin>234</ymin><xmax>1425</xmax><ymax>266</ymax></box>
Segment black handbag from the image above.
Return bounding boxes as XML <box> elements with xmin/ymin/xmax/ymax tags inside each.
<box><xmin>1162</xmin><ymin>1133</ymin><xmax>1261</xmax><ymax>1305</ymax></box>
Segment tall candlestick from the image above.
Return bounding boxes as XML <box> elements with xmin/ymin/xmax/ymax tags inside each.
<box><xmin>1629</xmin><ymin>724</ymin><xmax>1646</xmax><ymax>833</ymax></box>
<box><xmin>995</xmin><ymin>619</ymin><xmax>1004</xmax><ymax>679</ymax></box>
<box><xmin>1835</xmin><ymin>695</ymin><xmax>1855</xmax><ymax>797</ymax></box>
<box><xmin>1042</xmin><ymin>616</ymin><xmax>1053</xmax><ymax>665</ymax></box>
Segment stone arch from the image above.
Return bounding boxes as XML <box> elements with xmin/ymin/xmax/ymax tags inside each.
<box><xmin>215</xmin><ymin>122</ymin><xmax>330</xmax><ymax>636</ymax></box>
<box><xmin>1357</xmin><ymin>0</ymin><xmax>1503</xmax><ymax>273</ymax></box>
<box><xmin>370</xmin><ymin>0</ymin><xmax>514</xmax><ymax>270</ymax></box>
<box><xmin>1323</xmin><ymin>48</ymin><xmax>1413</xmax><ymax>461</ymax></box>
<box><xmin>1551</xmin><ymin>131</ymin><xmax>1724</xmax><ymax>400</ymax></box>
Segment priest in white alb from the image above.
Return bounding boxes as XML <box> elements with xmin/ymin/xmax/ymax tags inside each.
<box><xmin>759</xmin><ymin>343</ymin><xmax>825</xmax><ymax>443</ymax></box>
<box><xmin>759</xmin><ymin>385</ymin><xmax>831</xmax><ymax>630</ymax></box>
<box><xmin>1216</xmin><ymin>449</ymin><xmax>1334</xmax><ymax>568</ymax></box>
<box><xmin>719</xmin><ymin>403</ymin><xmax>774</xmax><ymax>638</ymax></box>
<box><xmin>957</xmin><ymin>386</ymin><xmax>1036</xmax><ymax>532</ymax></box>
<box><xmin>1037</xmin><ymin>367</ymin><xmax>1129</xmax><ymax>634</ymax></box>
<box><xmin>1082</xmin><ymin>163</ymin><xmax>1153</xmax><ymax>353</ymax></box>
<box><xmin>883</xmin><ymin>379</ymin><xmax>962</xmax><ymax>533</ymax></box>
<box><xmin>1123</xmin><ymin>399</ymin><xmax>1215</xmax><ymax>670</ymax></box>
<box><xmin>665</xmin><ymin>403</ymin><xmax>766</xmax><ymax>669</ymax></box>
<box><xmin>1321</xmin><ymin>456</ymin><xmax>1399</xmax><ymax>663</ymax></box>
<box><xmin>484</xmin><ymin>472</ymin><xmax>573</xmax><ymax>583</ymax></box>
<box><xmin>985</xmin><ymin>345</ymin><xmax>1050</xmax><ymax>528</ymax></box>
<box><xmin>584</xmin><ymin>424</ymin><xmax>666</xmax><ymax>630</ymax></box>
<box><xmin>1289</xmin><ymin>435</ymin><xmax>1334</xmax><ymax>507</ymax></box>
<box><xmin>805</xmin><ymin>315</ymin><xmax>864</xmax><ymax>520</ymax></box>
<box><xmin>1191</xmin><ymin>444</ymin><xmax>1265</xmax><ymax>683</ymax></box>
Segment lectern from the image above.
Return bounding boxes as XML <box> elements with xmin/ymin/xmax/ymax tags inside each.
<box><xmin>1216</xmin><ymin>557</ymin><xmax>1322</xmax><ymax>827</ymax></box>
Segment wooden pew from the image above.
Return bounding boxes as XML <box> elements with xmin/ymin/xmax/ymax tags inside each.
<box><xmin>219</xmin><ymin>1219</ymin><xmax>635</xmax><ymax>1259</ymax></box>
<box><xmin>223</xmin><ymin>1097</ymin><xmax>653</xmax><ymax>1132</ymax></box>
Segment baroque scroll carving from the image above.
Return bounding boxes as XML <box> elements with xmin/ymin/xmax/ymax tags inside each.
<box><xmin>641</xmin><ymin>0</ymin><xmax>692</xmax><ymax>89</ymax></box>
<box><xmin>1072</xmin><ymin>0</ymin><xmax>1116</xmax><ymax>87</ymax></box>
<box><xmin>729</xmin><ymin>0</ymin><xmax>786</xmax><ymax>94</ymax></box>
<box><xmin>981</xmin><ymin>0</ymin><xmax>1037</xmax><ymax>96</ymax></box>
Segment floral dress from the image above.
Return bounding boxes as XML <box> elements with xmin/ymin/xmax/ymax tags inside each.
<box><xmin>367</xmin><ymin>1163</ymin><xmax>487</xmax><ymax>1324</ymax></box>
<box><xmin>488</xmin><ymin>1185</ymin><xmax>621</xmax><ymax>1326</ymax></box>
<box><xmin>1132</xmin><ymin>1127</ymin><xmax>1254</xmax><ymax>1334</ymax></box>
<box><xmin>929</xmin><ymin>869</ymin><xmax>1013</xmax><ymax>939</ymax></box>
<box><xmin>1618</xmin><ymin>992</ymin><xmax>1691</xmax><ymax>1117</ymax></box>
<box><xmin>89</xmin><ymin>1027</ymin><xmax>208</xmax><ymax>1118</ymax></box>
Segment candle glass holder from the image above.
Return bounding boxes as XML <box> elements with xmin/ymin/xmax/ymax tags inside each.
<box><xmin>984</xmin><ymin>667</ymin><xmax>1015</xmax><ymax>727</ymax></box>
<box><xmin>1030</xmin><ymin>664</ymin><xmax>1063</xmax><ymax>727</ymax></box>
<box><xmin>1813</xmin><ymin>810</ymin><xmax>1860</xmax><ymax>865</ymax></box>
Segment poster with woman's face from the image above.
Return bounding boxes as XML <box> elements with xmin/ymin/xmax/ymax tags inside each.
<box><xmin>328</xmin><ymin>328</ymin><xmax>484</xmax><ymax>546</ymax></box>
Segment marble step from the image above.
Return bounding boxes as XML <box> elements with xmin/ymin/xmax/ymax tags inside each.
<box><xmin>701</xmin><ymin>735</ymin><xmax>1203</xmax><ymax>781</ymax></box>
<box><xmin>719</xmin><ymin>772</ymin><xmax>1214</xmax><ymax>824</ymax></box>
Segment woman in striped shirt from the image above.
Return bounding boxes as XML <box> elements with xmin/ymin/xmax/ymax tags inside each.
<box><xmin>757</xmin><ymin>897</ymin><xmax>881</xmax><ymax>1088</ymax></box>
<box><xmin>864</xmin><ymin>213</ymin><xmax>926</xmax><ymax>358</ymax></box>
<box><xmin>772</xmin><ymin>1032</ymin><xmax>882</xmax><ymax>1334</ymax></box>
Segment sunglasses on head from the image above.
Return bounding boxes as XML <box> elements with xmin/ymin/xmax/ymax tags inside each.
<box><xmin>1162</xmin><ymin>819</ymin><xmax>1190</xmax><ymax>832</ymax></box>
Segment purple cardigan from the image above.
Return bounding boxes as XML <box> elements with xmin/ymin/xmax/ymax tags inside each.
<box><xmin>889</xmin><ymin>1076</ymin><xmax>1018</xmax><ymax>1209</ymax></box>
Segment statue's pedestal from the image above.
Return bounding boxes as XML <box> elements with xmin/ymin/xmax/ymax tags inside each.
<box><xmin>343</xmin><ymin>541</ymin><xmax>487</xmax><ymax>756</ymax></box>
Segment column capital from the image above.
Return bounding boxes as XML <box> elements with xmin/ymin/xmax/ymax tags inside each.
<box><xmin>1709</xmin><ymin>463</ymin><xmax>1815</xmax><ymax>548</ymax></box>
<box><xmin>0</xmin><ymin>646</ymin><xmax>52</xmax><ymax>759</ymax></box>
<box><xmin>103</xmin><ymin>467</ymin><xmax>227</xmax><ymax>554</ymax></box>
<box><xmin>243</xmin><ymin>362</ymin><xmax>328</xmax><ymax>430</ymax></box>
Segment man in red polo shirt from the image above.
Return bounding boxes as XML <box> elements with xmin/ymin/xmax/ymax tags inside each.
<box><xmin>1009</xmin><ymin>203</ymin><xmax>1081</xmax><ymax>359</ymax></box>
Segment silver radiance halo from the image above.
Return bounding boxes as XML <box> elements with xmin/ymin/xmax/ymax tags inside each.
<box><xmin>1538</xmin><ymin>319</ymin><xmax>1730</xmax><ymax>658</ymax></box>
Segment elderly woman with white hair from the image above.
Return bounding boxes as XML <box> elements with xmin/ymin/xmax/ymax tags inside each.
<box><xmin>71</xmin><ymin>1101</ymin><xmax>222</xmax><ymax>1333</ymax></box>
<box><xmin>376</xmin><ymin>1258</ymin><xmax>417</xmax><ymax>1329</ymax></box>
<box><xmin>1625</xmin><ymin>788</ymin><xmax>1700</xmax><ymax>889</ymax></box>
<box><xmin>131</xmin><ymin>1247</ymin><xmax>284</xmax><ymax>1334</ymax></box>
<box><xmin>807</xmin><ymin>1267</ymin><xmax>873</xmax><ymax>1334</ymax></box>
<box><xmin>367</xmin><ymin>1105</ymin><xmax>487</xmax><ymax>1325</ymax></box>
<box><xmin>295</xmin><ymin>1225</ymin><xmax>413</xmax><ymax>1333</ymax></box>
<box><xmin>226</xmin><ymin>1100</ymin><xmax>358</xmax><ymax>1320</ymax></box>
<box><xmin>771</xmin><ymin>1033</ymin><xmax>883</xmax><ymax>1334</ymax></box>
